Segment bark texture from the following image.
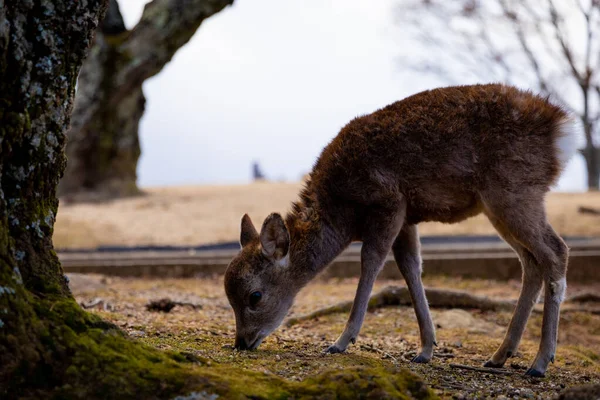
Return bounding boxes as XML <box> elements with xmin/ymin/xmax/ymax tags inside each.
<box><xmin>0</xmin><ymin>0</ymin><xmax>104</xmax><ymax>296</ymax></box>
<box><xmin>0</xmin><ymin>0</ymin><xmax>108</xmax><ymax>390</ymax></box>
<box><xmin>60</xmin><ymin>0</ymin><xmax>234</xmax><ymax>200</ymax></box>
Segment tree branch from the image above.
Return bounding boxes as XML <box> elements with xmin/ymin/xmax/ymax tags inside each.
<box><xmin>113</xmin><ymin>0</ymin><xmax>234</xmax><ymax>103</ymax></box>
<box><xmin>547</xmin><ymin>0</ymin><xmax>584</xmax><ymax>84</ymax></box>
<box><xmin>101</xmin><ymin>0</ymin><xmax>127</xmax><ymax>35</ymax></box>
<box><xmin>397</xmin><ymin>1</ymin><xmax>512</xmax><ymax>82</ymax></box>
<box><xmin>498</xmin><ymin>0</ymin><xmax>551</xmax><ymax>93</ymax></box>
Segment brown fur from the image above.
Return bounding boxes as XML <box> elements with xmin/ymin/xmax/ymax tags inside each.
<box><xmin>306</xmin><ymin>83</ymin><xmax>566</xmax><ymax>228</ymax></box>
<box><xmin>225</xmin><ymin>84</ymin><xmax>573</xmax><ymax>376</ymax></box>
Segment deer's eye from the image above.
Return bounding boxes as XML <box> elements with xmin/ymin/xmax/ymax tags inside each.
<box><xmin>249</xmin><ymin>291</ymin><xmax>262</xmax><ymax>307</ymax></box>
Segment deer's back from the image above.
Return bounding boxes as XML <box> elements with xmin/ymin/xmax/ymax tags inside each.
<box><xmin>310</xmin><ymin>84</ymin><xmax>569</xmax><ymax>225</ymax></box>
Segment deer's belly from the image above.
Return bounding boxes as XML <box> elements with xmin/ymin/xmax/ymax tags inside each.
<box><xmin>405</xmin><ymin>189</ymin><xmax>482</xmax><ymax>225</ymax></box>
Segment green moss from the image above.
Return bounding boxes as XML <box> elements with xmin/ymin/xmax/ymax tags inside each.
<box><xmin>1</xmin><ymin>287</ymin><xmax>436</xmax><ymax>400</ymax></box>
<box><xmin>138</xmin><ymin>330</ymin><xmax>437</xmax><ymax>399</ymax></box>
<box><xmin>295</xmin><ymin>366</ymin><xmax>433</xmax><ymax>399</ymax></box>
<box><xmin>569</xmin><ymin>346</ymin><xmax>600</xmax><ymax>366</ymax></box>
<box><xmin>104</xmin><ymin>31</ymin><xmax>130</xmax><ymax>46</ymax></box>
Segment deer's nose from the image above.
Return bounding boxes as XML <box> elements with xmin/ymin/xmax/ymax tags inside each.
<box><xmin>234</xmin><ymin>336</ymin><xmax>248</xmax><ymax>350</ymax></box>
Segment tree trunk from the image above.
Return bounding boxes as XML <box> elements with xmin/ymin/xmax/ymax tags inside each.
<box><xmin>60</xmin><ymin>0</ymin><xmax>144</xmax><ymax>200</ymax></box>
<box><xmin>581</xmin><ymin>122</ymin><xmax>600</xmax><ymax>191</ymax></box>
<box><xmin>0</xmin><ymin>0</ymin><xmax>107</xmax><ymax>390</ymax></box>
<box><xmin>582</xmin><ymin>147</ymin><xmax>600</xmax><ymax>191</ymax></box>
<box><xmin>60</xmin><ymin>0</ymin><xmax>234</xmax><ymax>201</ymax></box>
<box><xmin>0</xmin><ymin>0</ymin><xmax>105</xmax><ymax>296</ymax></box>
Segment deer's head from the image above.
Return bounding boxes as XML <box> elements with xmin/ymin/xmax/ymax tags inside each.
<box><xmin>224</xmin><ymin>213</ymin><xmax>295</xmax><ymax>350</ymax></box>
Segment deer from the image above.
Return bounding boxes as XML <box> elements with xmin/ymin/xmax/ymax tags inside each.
<box><xmin>224</xmin><ymin>83</ymin><xmax>578</xmax><ymax>377</ymax></box>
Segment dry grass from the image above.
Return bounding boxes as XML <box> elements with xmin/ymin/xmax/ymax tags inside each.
<box><xmin>54</xmin><ymin>182</ymin><xmax>600</xmax><ymax>249</ymax></box>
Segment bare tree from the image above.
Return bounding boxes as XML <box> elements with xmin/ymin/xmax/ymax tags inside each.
<box><xmin>396</xmin><ymin>0</ymin><xmax>600</xmax><ymax>190</ymax></box>
<box><xmin>59</xmin><ymin>0</ymin><xmax>234</xmax><ymax>201</ymax></box>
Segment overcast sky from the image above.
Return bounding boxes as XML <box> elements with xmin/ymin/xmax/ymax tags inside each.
<box><xmin>118</xmin><ymin>0</ymin><xmax>586</xmax><ymax>191</ymax></box>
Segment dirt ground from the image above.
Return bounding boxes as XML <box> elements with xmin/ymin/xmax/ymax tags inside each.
<box><xmin>54</xmin><ymin>183</ymin><xmax>600</xmax><ymax>249</ymax></box>
<box><xmin>69</xmin><ymin>274</ymin><xmax>600</xmax><ymax>399</ymax></box>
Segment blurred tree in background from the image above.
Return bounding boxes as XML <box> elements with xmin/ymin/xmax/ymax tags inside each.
<box><xmin>60</xmin><ymin>0</ymin><xmax>233</xmax><ymax>201</ymax></box>
<box><xmin>397</xmin><ymin>0</ymin><xmax>600</xmax><ymax>190</ymax></box>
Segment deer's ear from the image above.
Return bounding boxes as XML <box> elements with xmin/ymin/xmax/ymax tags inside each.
<box><xmin>259</xmin><ymin>213</ymin><xmax>290</xmax><ymax>261</ymax></box>
<box><xmin>240</xmin><ymin>214</ymin><xmax>259</xmax><ymax>248</ymax></box>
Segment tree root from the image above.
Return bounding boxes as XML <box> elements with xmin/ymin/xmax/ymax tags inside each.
<box><xmin>566</xmin><ymin>291</ymin><xmax>600</xmax><ymax>303</ymax></box>
<box><xmin>285</xmin><ymin>285</ymin><xmax>600</xmax><ymax>327</ymax></box>
<box><xmin>578</xmin><ymin>206</ymin><xmax>600</xmax><ymax>215</ymax></box>
<box><xmin>285</xmin><ymin>286</ymin><xmax>513</xmax><ymax>327</ymax></box>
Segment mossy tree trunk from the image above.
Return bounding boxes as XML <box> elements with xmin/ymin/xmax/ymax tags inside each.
<box><xmin>0</xmin><ymin>0</ymin><xmax>106</xmax><ymax>295</ymax></box>
<box><xmin>0</xmin><ymin>0</ymin><xmax>107</xmax><ymax>390</ymax></box>
<box><xmin>59</xmin><ymin>0</ymin><xmax>234</xmax><ymax>201</ymax></box>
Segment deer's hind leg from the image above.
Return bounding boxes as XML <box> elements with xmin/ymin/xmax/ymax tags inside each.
<box><xmin>482</xmin><ymin>211</ymin><xmax>544</xmax><ymax>369</ymax></box>
<box><xmin>482</xmin><ymin>192</ymin><xmax>568</xmax><ymax>377</ymax></box>
<box><xmin>392</xmin><ymin>224</ymin><xmax>436</xmax><ymax>363</ymax></box>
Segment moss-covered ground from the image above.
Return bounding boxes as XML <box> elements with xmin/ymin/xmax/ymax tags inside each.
<box><xmin>68</xmin><ymin>274</ymin><xmax>600</xmax><ymax>399</ymax></box>
<box><xmin>6</xmin><ymin>289</ymin><xmax>432</xmax><ymax>400</ymax></box>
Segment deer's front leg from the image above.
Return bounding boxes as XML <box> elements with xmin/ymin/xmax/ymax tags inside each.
<box><xmin>325</xmin><ymin>248</ymin><xmax>385</xmax><ymax>353</ymax></box>
<box><xmin>325</xmin><ymin>204</ymin><xmax>405</xmax><ymax>354</ymax></box>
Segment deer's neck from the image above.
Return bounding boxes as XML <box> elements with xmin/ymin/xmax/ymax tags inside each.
<box><xmin>285</xmin><ymin>184</ymin><xmax>349</xmax><ymax>287</ymax></box>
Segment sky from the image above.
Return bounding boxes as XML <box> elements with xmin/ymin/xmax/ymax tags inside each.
<box><xmin>118</xmin><ymin>0</ymin><xmax>587</xmax><ymax>191</ymax></box>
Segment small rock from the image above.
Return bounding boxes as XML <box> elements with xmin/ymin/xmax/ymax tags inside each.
<box><xmin>521</xmin><ymin>388</ymin><xmax>534</xmax><ymax>398</ymax></box>
<box><xmin>510</xmin><ymin>362</ymin><xmax>527</xmax><ymax>370</ymax></box>
<box><xmin>100</xmin><ymin>277</ymin><xmax>112</xmax><ymax>285</ymax></box>
<box><xmin>275</xmin><ymin>355</ymin><xmax>281</xmax><ymax>361</ymax></box>
<box><xmin>432</xmin><ymin>309</ymin><xmax>498</xmax><ymax>333</ymax></box>
<box><xmin>80</xmin><ymin>297</ymin><xmax>113</xmax><ymax>311</ymax></box>
<box><xmin>129</xmin><ymin>329</ymin><xmax>145</xmax><ymax>338</ymax></box>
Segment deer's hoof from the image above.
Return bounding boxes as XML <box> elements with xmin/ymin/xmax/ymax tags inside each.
<box><xmin>324</xmin><ymin>344</ymin><xmax>346</xmax><ymax>354</ymax></box>
<box><xmin>524</xmin><ymin>368</ymin><xmax>545</xmax><ymax>378</ymax></box>
<box><xmin>411</xmin><ymin>354</ymin><xmax>431</xmax><ymax>364</ymax></box>
<box><xmin>483</xmin><ymin>360</ymin><xmax>504</xmax><ymax>368</ymax></box>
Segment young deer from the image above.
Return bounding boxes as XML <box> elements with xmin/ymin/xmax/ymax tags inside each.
<box><xmin>224</xmin><ymin>84</ymin><xmax>578</xmax><ymax>377</ymax></box>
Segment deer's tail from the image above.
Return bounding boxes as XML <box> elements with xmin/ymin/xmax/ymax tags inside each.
<box><xmin>554</xmin><ymin>114</ymin><xmax>579</xmax><ymax>172</ymax></box>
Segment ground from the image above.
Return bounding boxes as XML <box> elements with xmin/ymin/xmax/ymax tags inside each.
<box><xmin>68</xmin><ymin>274</ymin><xmax>600</xmax><ymax>399</ymax></box>
<box><xmin>54</xmin><ymin>183</ymin><xmax>600</xmax><ymax>248</ymax></box>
